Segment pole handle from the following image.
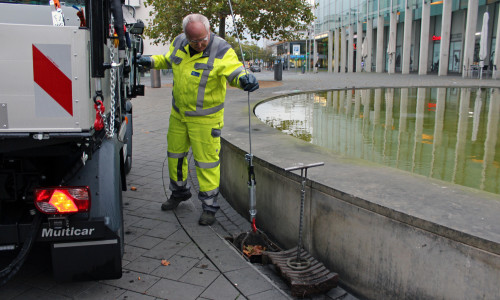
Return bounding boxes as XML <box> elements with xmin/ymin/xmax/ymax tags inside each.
<box><xmin>284</xmin><ymin>162</ymin><xmax>324</xmax><ymax>172</ymax></box>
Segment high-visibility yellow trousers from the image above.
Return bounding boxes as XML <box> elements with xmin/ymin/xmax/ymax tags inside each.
<box><xmin>167</xmin><ymin>115</ymin><xmax>223</xmax><ymax>212</ymax></box>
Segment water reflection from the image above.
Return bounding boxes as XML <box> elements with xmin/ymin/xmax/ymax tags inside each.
<box><xmin>255</xmin><ymin>87</ymin><xmax>500</xmax><ymax>195</ymax></box>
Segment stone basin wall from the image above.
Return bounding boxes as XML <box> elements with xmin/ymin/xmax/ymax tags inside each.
<box><xmin>220</xmin><ymin>72</ymin><xmax>500</xmax><ymax>299</ymax></box>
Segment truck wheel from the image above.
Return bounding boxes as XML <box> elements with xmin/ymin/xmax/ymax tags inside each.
<box><xmin>117</xmin><ymin>175</ymin><xmax>125</xmax><ymax>256</ymax></box>
<box><xmin>124</xmin><ymin>155</ymin><xmax>132</xmax><ymax>174</ymax></box>
<box><xmin>124</xmin><ymin>106</ymin><xmax>133</xmax><ymax>175</ymax></box>
<box><xmin>123</xmin><ymin>134</ymin><xmax>132</xmax><ymax>174</ymax></box>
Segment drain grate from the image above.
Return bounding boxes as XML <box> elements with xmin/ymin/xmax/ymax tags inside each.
<box><xmin>230</xmin><ymin>230</ymin><xmax>281</xmax><ymax>264</ymax></box>
<box><xmin>264</xmin><ymin>247</ymin><xmax>339</xmax><ymax>298</ymax></box>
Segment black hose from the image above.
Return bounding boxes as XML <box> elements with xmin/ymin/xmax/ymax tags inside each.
<box><xmin>124</xmin><ymin>4</ymin><xmax>136</xmax><ymax>18</ymax></box>
<box><xmin>0</xmin><ymin>212</ymin><xmax>42</xmax><ymax>287</ymax></box>
<box><xmin>110</xmin><ymin>0</ymin><xmax>126</xmax><ymax>51</ymax></box>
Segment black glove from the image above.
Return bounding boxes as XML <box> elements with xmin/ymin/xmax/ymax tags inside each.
<box><xmin>136</xmin><ymin>55</ymin><xmax>153</xmax><ymax>69</ymax></box>
<box><xmin>239</xmin><ymin>74</ymin><xmax>259</xmax><ymax>92</ymax></box>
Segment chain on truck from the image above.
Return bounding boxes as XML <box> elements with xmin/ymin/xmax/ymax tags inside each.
<box><xmin>0</xmin><ymin>0</ymin><xmax>145</xmax><ymax>284</ymax></box>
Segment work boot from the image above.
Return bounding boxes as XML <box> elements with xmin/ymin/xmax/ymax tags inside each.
<box><xmin>161</xmin><ymin>192</ymin><xmax>192</xmax><ymax>211</ymax></box>
<box><xmin>198</xmin><ymin>211</ymin><xmax>216</xmax><ymax>226</ymax></box>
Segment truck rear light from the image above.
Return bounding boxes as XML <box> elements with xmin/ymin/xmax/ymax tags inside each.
<box><xmin>34</xmin><ymin>187</ymin><xmax>90</xmax><ymax>214</ymax></box>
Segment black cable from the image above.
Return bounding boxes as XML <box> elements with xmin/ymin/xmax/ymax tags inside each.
<box><xmin>0</xmin><ymin>212</ymin><xmax>42</xmax><ymax>287</ymax></box>
<box><xmin>160</xmin><ymin>151</ymin><xmax>250</xmax><ymax>298</ymax></box>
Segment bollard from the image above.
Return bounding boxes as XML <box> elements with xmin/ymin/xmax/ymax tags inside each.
<box><xmin>274</xmin><ymin>62</ymin><xmax>282</xmax><ymax>81</ymax></box>
<box><xmin>151</xmin><ymin>69</ymin><xmax>161</xmax><ymax>88</ymax></box>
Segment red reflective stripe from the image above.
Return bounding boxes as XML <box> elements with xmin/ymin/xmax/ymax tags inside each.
<box><xmin>32</xmin><ymin>45</ymin><xmax>73</xmax><ymax>116</ymax></box>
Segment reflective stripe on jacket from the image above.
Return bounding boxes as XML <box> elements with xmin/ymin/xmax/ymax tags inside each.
<box><xmin>152</xmin><ymin>33</ymin><xmax>246</xmax><ymax>124</ymax></box>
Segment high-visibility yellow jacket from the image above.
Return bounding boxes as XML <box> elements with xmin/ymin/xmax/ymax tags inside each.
<box><xmin>152</xmin><ymin>33</ymin><xmax>246</xmax><ymax>124</ymax></box>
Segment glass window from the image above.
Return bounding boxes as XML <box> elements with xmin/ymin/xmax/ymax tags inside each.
<box><xmin>398</xmin><ymin>0</ymin><xmax>405</xmax><ymax>10</ymax></box>
<box><xmin>370</xmin><ymin>0</ymin><xmax>378</xmax><ymax>20</ymax></box>
<box><xmin>432</xmin><ymin>42</ymin><xmax>440</xmax><ymax>72</ymax></box>
<box><xmin>380</xmin><ymin>0</ymin><xmax>390</xmax><ymax>10</ymax></box>
<box><xmin>380</xmin><ymin>0</ymin><xmax>391</xmax><ymax>16</ymax></box>
<box><xmin>449</xmin><ymin>41</ymin><xmax>462</xmax><ymax>72</ymax></box>
<box><xmin>489</xmin><ymin>38</ymin><xmax>495</xmax><ymax>68</ymax></box>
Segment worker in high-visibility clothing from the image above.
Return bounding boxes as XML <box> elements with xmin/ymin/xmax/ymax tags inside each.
<box><xmin>138</xmin><ymin>14</ymin><xmax>259</xmax><ymax>225</ymax></box>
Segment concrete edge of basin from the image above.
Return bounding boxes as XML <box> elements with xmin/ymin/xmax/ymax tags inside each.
<box><xmin>221</xmin><ymin>136</ymin><xmax>500</xmax><ymax>256</ymax></box>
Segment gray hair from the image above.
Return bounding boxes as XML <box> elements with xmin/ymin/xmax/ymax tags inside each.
<box><xmin>182</xmin><ymin>14</ymin><xmax>210</xmax><ymax>33</ymax></box>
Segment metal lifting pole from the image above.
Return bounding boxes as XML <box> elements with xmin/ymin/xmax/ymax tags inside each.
<box><xmin>226</xmin><ymin>0</ymin><xmax>257</xmax><ymax>232</ymax></box>
<box><xmin>284</xmin><ymin>162</ymin><xmax>324</xmax><ymax>270</ymax></box>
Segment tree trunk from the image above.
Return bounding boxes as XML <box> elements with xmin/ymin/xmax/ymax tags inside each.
<box><xmin>219</xmin><ymin>16</ymin><xmax>226</xmax><ymax>39</ymax></box>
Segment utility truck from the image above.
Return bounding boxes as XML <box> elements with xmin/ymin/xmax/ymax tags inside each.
<box><xmin>0</xmin><ymin>0</ymin><xmax>144</xmax><ymax>284</ymax></box>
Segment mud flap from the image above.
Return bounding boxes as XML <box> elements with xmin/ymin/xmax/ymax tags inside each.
<box><xmin>55</xmin><ymin>135</ymin><xmax>124</xmax><ymax>281</ymax></box>
<box><xmin>51</xmin><ymin>237</ymin><xmax>122</xmax><ymax>281</ymax></box>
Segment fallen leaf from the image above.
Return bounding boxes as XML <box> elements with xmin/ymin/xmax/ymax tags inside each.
<box><xmin>243</xmin><ymin>245</ymin><xmax>266</xmax><ymax>257</ymax></box>
<box><xmin>131</xmin><ymin>186</ymin><xmax>137</xmax><ymax>191</ymax></box>
<box><xmin>161</xmin><ymin>259</ymin><xmax>170</xmax><ymax>266</ymax></box>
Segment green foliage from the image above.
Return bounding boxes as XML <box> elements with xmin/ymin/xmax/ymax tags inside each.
<box><xmin>143</xmin><ymin>0</ymin><xmax>315</xmax><ymax>45</ymax></box>
<box><xmin>224</xmin><ymin>35</ymin><xmax>274</xmax><ymax>63</ymax></box>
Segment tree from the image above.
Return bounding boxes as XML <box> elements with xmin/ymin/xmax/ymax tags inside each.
<box><xmin>225</xmin><ymin>36</ymin><xmax>257</xmax><ymax>61</ymax></box>
<box><xmin>223</xmin><ymin>36</ymin><xmax>273</xmax><ymax>65</ymax></box>
<box><xmin>143</xmin><ymin>0</ymin><xmax>315</xmax><ymax>45</ymax></box>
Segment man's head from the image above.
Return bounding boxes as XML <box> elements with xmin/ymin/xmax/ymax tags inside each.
<box><xmin>182</xmin><ymin>14</ymin><xmax>210</xmax><ymax>52</ymax></box>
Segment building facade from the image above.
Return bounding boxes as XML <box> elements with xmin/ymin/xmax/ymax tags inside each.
<box><xmin>314</xmin><ymin>0</ymin><xmax>500</xmax><ymax>79</ymax></box>
<box><xmin>124</xmin><ymin>0</ymin><xmax>170</xmax><ymax>56</ymax></box>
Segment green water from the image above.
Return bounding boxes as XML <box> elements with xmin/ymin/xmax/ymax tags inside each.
<box><xmin>255</xmin><ymin>87</ymin><xmax>500</xmax><ymax>195</ymax></box>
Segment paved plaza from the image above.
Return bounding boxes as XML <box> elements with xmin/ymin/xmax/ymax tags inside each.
<box><xmin>0</xmin><ymin>69</ymin><xmax>497</xmax><ymax>300</ymax></box>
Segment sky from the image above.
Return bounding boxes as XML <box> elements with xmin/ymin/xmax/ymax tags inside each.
<box><xmin>224</xmin><ymin>15</ymin><xmax>266</xmax><ymax>48</ymax></box>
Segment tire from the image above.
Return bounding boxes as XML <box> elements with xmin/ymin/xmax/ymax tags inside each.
<box><xmin>124</xmin><ymin>107</ymin><xmax>133</xmax><ymax>175</ymax></box>
<box><xmin>117</xmin><ymin>174</ymin><xmax>125</xmax><ymax>257</ymax></box>
<box><xmin>124</xmin><ymin>155</ymin><xmax>132</xmax><ymax>174</ymax></box>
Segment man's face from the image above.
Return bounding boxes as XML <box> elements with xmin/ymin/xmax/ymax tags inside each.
<box><xmin>185</xmin><ymin>21</ymin><xmax>210</xmax><ymax>52</ymax></box>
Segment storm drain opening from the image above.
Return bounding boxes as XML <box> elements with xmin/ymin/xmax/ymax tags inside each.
<box><xmin>226</xmin><ymin>229</ymin><xmax>339</xmax><ymax>298</ymax></box>
<box><xmin>226</xmin><ymin>229</ymin><xmax>280</xmax><ymax>264</ymax></box>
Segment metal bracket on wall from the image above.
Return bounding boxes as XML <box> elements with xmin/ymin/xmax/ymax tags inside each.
<box><xmin>0</xmin><ymin>103</ymin><xmax>8</xmax><ymax>129</ymax></box>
